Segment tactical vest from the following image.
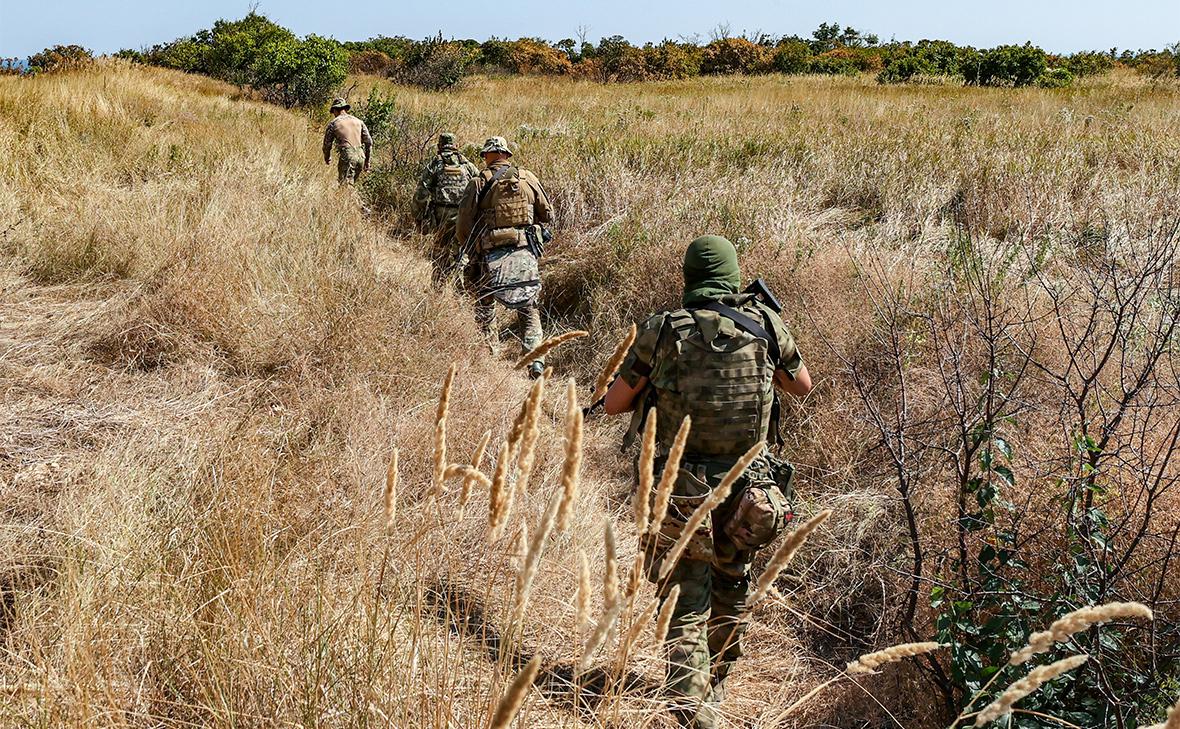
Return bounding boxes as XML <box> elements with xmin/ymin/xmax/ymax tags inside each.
<box><xmin>649</xmin><ymin>306</ymin><xmax>777</xmax><ymax>458</ymax></box>
<box><xmin>478</xmin><ymin>166</ymin><xmax>535</xmax><ymax>229</ymax></box>
<box><xmin>433</xmin><ymin>154</ymin><xmax>473</xmax><ymax>207</ymax></box>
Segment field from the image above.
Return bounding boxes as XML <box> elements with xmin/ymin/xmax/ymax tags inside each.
<box><xmin>1</xmin><ymin>62</ymin><xmax>1178</xmax><ymax>727</ymax></box>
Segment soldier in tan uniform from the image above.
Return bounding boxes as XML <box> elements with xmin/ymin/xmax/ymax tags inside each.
<box><xmin>456</xmin><ymin>136</ymin><xmax>553</xmax><ymax>378</ymax></box>
<box><xmin>322</xmin><ymin>98</ymin><xmax>372</xmax><ymax>185</ymax></box>
<box><xmin>604</xmin><ymin>236</ymin><xmax>813</xmax><ymax>729</ymax></box>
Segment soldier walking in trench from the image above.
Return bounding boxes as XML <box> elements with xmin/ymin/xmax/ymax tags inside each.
<box><xmin>456</xmin><ymin>136</ymin><xmax>554</xmax><ymax>378</ymax></box>
<box><xmin>603</xmin><ymin>235</ymin><xmax>813</xmax><ymax>728</ymax></box>
<box><xmin>413</xmin><ymin>133</ymin><xmax>479</xmax><ymax>281</ymax></box>
<box><xmin>322</xmin><ymin>97</ymin><xmax>372</xmax><ymax>186</ymax></box>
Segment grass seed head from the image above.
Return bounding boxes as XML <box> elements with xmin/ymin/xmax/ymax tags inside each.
<box><xmin>590</xmin><ymin>323</ymin><xmax>637</xmax><ymax>404</ymax></box>
<box><xmin>975</xmin><ymin>655</ymin><xmax>1089</xmax><ymax>726</ymax></box>
<box><xmin>649</xmin><ymin>415</ymin><xmax>690</xmax><ymax>538</ymax></box>
<box><xmin>489</xmin><ymin>655</ymin><xmax>542</xmax><ymax>729</ymax></box>
<box><xmin>846</xmin><ymin>641</ymin><xmax>945</xmax><ymax>675</ymax></box>
<box><xmin>749</xmin><ymin>509</ymin><xmax>833</xmax><ymax>604</ymax></box>
<box><xmin>556</xmin><ymin>378</ymin><xmax>583</xmax><ymax>533</ymax></box>
<box><xmin>515</xmin><ymin>330</ymin><xmax>588</xmax><ymax>369</ymax></box>
<box><xmin>430</xmin><ymin>363</ymin><xmax>457</xmax><ymax>497</ymax></box>
<box><xmin>383</xmin><ymin>447</ymin><xmax>398</xmax><ymax>531</ymax></box>
<box><xmin>1009</xmin><ymin>601</ymin><xmax>1153</xmax><ymax>665</ymax></box>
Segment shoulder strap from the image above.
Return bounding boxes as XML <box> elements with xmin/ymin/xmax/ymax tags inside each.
<box><xmin>476</xmin><ymin>165</ymin><xmax>516</xmax><ymax>210</ymax></box>
<box><xmin>697</xmin><ymin>301</ymin><xmax>781</xmax><ymax>366</ymax></box>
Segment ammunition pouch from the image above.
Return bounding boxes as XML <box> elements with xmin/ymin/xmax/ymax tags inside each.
<box><xmin>721</xmin><ymin>453</ymin><xmax>795</xmax><ymax>552</ymax></box>
<box><xmin>642</xmin><ymin>460</ymin><xmax>719</xmax><ymax>581</ymax></box>
<box><xmin>479</xmin><ymin>226</ymin><xmax>524</xmax><ymax>253</ymax></box>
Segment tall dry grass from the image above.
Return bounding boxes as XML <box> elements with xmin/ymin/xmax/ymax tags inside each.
<box><xmin>2</xmin><ymin>60</ymin><xmax>1179</xmax><ymax>727</ymax></box>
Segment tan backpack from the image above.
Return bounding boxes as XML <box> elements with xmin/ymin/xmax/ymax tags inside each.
<box><xmin>479</xmin><ymin>166</ymin><xmax>536</xmax><ymax>230</ymax></box>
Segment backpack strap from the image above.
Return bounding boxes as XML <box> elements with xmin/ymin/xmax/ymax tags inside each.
<box><xmin>695</xmin><ymin>301</ymin><xmax>785</xmax><ymax>449</ymax></box>
<box><xmin>476</xmin><ymin>164</ymin><xmax>517</xmax><ymax>211</ymax></box>
<box><xmin>696</xmin><ymin>301</ymin><xmax>782</xmax><ymax>367</ymax></box>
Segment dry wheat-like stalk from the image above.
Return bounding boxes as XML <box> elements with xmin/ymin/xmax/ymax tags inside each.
<box><xmin>489</xmin><ymin>441</ymin><xmax>517</xmax><ymax>537</ymax></box>
<box><xmin>578</xmin><ymin>602</ymin><xmax>623</xmax><ymax>672</ymax></box>
<box><xmin>510</xmin><ymin>522</ymin><xmax>528</xmax><ymax>571</ymax></box>
<box><xmin>590</xmin><ymin>323</ymin><xmax>637</xmax><ymax>405</ymax></box>
<box><xmin>658</xmin><ymin>442</ymin><xmax>764</xmax><ymax>580</ymax></box>
<box><xmin>653</xmin><ymin>584</ymin><xmax>681</xmax><ymax>646</ymax></box>
<box><xmin>444</xmin><ymin>464</ymin><xmax>492</xmax><ymax>490</ymax></box>
<box><xmin>383</xmin><ymin>448</ymin><xmax>398</xmax><ymax>531</ymax></box>
<box><xmin>649</xmin><ymin>415</ymin><xmax>690</xmax><ymax>538</ymax></box>
<box><xmin>510</xmin><ymin>494</ymin><xmax>561</xmax><ymax>630</ymax></box>
<box><xmin>576</xmin><ymin>550</ymin><xmax>591</xmax><ymax>635</ymax></box>
<box><xmin>556</xmin><ymin>378</ymin><xmax>583</xmax><ymax>532</ymax></box>
<box><xmin>626</xmin><ymin>549</ymin><xmax>644</xmax><ymax>601</ymax></box>
<box><xmin>622</xmin><ymin>594</ymin><xmax>661</xmax><ymax>660</ymax></box>
<box><xmin>430</xmin><ymin>363</ymin><xmax>457</xmax><ymax>497</ymax></box>
<box><xmin>748</xmin><ymin>509</ymin><xmax>833</xmax><ymax>604</ymax></box>
<box><xmin>488</xmin><ymin>654</ymin><xmax>542</xmax><ymax>729</ymax></box>
<box><xmin>603</xmin><ymin>521</ymin><xmax>619</xmax><ymax>611</ymax></box>
<box><xmin>1009</xmin><ymin>601</ymin><xmax>1154</xmax><ymax>665</ymax></box>
<box><xmin>634</xmin><ymin>412</ymin><xmax>657</xmax><ymax>533</ymax></box>
<box><xmin>1142</xmin><ymin>695</ymin><xmax>1180</xmax><ymax>729</ymax></box>
<box><xmin>459</xmin><ymin>430</ymin><xmax>493</xmax><ymax>515</ymax></box>
<box><xmin>514</xmin><ymin>375</ymin><xmax>547</xmax><ymax>496</ymax></box>
<box><xmin>846</xmin><ymin>641</ymin><xmax>945</xmax><ymax>675</ymax></box>
<box><xmin>514</xmin><ymin>330</ymin><xmax>588</xmax><ymax>369</ymax></box>
<box><xmin>975</xmin><ymin>655</ymin><xmax>1089</xmax><ymax>726</ymax></box>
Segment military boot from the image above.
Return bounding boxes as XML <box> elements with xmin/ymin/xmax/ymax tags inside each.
<box><xmin>527</xmin><ymin>361</ymin><xmax>545</xmax><ymax>379</ymax></box>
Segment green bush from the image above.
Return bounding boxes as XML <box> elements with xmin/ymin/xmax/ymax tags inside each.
<box><xmin>1065</xmin><ymin>51</ymin><xmax>1114</xmax><ymax>77</ymax></box>
<box><xmin>968</xmin><ymin>43</ymin><xmax>1048</xmax><ymax>87</ymax></box>
<box><xmin>1038</xmin><ymin>67</ymin><xmax>1074</xmax><ymax>88</ymax></box>
<box><xmin>643</xmin><ymin>41</ymin><xmax>703</xmax><ymax>80</ymax></box>
<box><xmin>771</xmin><ymin>40</ymin><xmax>813</xmax><ymax>74</ymax></box>
<box><xmin>27</xmin><ymin>45</ymin><xmax>94</xmax><ymax>73</ymax></box>
<box><xmin>809</xmin><ymin>50</ymin><xmax>861</xmax><ymax>76</ymax></box>
<box><xmin>877</xmin><ymin>55</ymin><xmax>934</xmax><ymax>83</ymax></box>
<box><xmin>391</xmin><ymin>34</ymin><xmax>474</xmax><ymax>90</ymax></box>
<box><xmin>136</xmin><ymin>13</ymin><xmax>347</xmax><ymax>107</ymax></box>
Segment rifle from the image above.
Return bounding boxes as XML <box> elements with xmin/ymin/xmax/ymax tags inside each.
<box><xmin>745</xmin><ymin>277</ymin><xmax>782</xmax><ymax>313</ymax></box>
<box><xmin>582</xmin><ymin>373</ymin><xmax>618</xmax><ymax>418</ymax></box>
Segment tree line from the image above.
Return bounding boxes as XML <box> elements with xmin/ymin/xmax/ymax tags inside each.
<box><xmin>19</xmin><ymin>13</ymin><xmax>1180</xmax><ymax>105</ymax></box>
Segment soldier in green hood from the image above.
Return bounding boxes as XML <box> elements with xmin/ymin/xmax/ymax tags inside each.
<box><xmin>604</xmin><ymin>235</ymin><xmax>813</xmax><ymax>729</ymax></box>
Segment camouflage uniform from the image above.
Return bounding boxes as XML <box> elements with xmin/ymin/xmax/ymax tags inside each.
<box><xmin>413</xmin><ymin>133</ymin><xmax>479</xmax><ymax>278</ymax></box>
<box><xmin>456</xmin><ymin>137</ymin><xmax>553</xmax><ymax>376</ymax></box>
<box><xmin>322</xmin><ymin>98</ymin><xmax>373</xmax><ymax>186</ymax></box>
<box><xmin>617</xmin><ymin>238</ymin><xmax>803</xmax><ymax>728</ymax></box>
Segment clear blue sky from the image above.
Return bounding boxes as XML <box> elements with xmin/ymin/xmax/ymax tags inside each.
<box><xmin>3</xmin><ymin>0</ymin><xmax>1179</xmax><ymax>59</ymax></box>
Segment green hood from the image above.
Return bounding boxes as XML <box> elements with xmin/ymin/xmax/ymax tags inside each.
<box><xmin>682</xmin><ymin>235</ymin><xmax>741</xmax><ymax>307</ymax></box>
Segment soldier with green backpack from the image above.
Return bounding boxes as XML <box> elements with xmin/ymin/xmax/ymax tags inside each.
<box><xmin>603</xmin><ymin>235</ymin><xmax>813</xmax><ymax>729</ymax></box>
<box><xmin>413</xmin><ymin>133</ymin><xmax>479</xmax><ymax>280</ymax></box>
<box><xmin>456</xmin><ymin>136</ymin><xmax>554</xmax><ymax>378</ymax></box>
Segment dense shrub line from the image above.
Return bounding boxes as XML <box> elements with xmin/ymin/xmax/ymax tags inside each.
<box><xmin>22</xmin><ymin>13</ymin><xmax>1180</xmax><ymax>98</ymax></box>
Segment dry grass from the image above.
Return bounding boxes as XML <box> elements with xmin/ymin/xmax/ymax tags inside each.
<box><xmin>2</xmin><ymin>61</ymin><xmax>1179</xmax><ymax>727</ymax></box>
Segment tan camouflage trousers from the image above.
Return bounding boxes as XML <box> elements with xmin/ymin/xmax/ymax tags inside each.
<box><xmin>337</xmin><ymin>146</ymin><xmax>365</xmax><ymax>185</ymax></box>
<box><xmin>463</xmin><ymin>261</ymin><xmax>544</xmax><ymax>365</ymax></box>
<box><xmin>428</xmin><ymin>205</ymin><xmax>462</xmax><ymax>283</ymax></box>
<box><xmin>644</xmin><ymin>458</ymin><xmax>760</xmax><ymax>729</ymax></box>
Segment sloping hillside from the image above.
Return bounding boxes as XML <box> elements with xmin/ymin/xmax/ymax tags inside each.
<box><xmin>3</xmin><ymin>63</ymin><xmax>1178</xmax><ymax>728</ymax></box>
